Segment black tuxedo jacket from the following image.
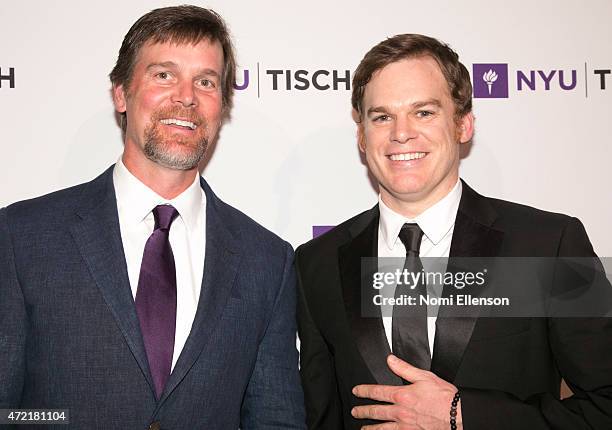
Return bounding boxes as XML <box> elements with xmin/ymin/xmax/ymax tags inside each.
<box><xmin>296</xmin><ymin>181</ymin><xmax>612</xmax><ymax>429</ymax></box>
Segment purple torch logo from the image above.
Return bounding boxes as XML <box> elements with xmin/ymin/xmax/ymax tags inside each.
<box><xmin>473</xmin><ymin>64</ymin><xmax>509</xmax><ymax>98</ymax></box>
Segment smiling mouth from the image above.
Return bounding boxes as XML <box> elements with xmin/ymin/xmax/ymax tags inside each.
<box><xmin>387</xmin><ymin>152</ymin><xmax>427</xmax><ymax>161</ymax></box>
<box><xmin>160</xmin><ymin>118</ymin><xmax>198</xmax><ymax>130</ymax></box>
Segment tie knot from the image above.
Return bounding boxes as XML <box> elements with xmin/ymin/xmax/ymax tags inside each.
<box><xmin>153</xmin><ymin>205</ymin><xmax>179</xmax><ymax>231</ymax></box>
<box><xmin>398</xmin><ymin>223</ymin><xmax>423</xmax><ymax>255</ymax></box>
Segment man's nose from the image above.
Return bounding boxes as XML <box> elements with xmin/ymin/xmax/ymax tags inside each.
<box><xmin>171</xmin><ymin>80</ymin><xmax>197</xmax><ymax>108</ymax></box>
<box><xmin>391</xmin><ymin>117</ymin><xmax>418</xmax><ymax>143</ymax></box>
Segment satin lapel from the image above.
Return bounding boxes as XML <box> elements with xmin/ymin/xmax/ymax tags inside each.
<box><xmin>431</xmin><ymin>182</ymin><xmax>503</xmax><ymax>382</ymax></box>
<box><xmin>158</xmin><ymin>178</ymin><xmax>240</xmax><ymax>405</ymax></box>
<box><xmin>69</xmin><ymin>167</ymin><xmax>155</xmax><ymax>393</ymax></box>
<box><xmin>339</xmin><ymin>207</ymin><xmax>402</xmax><ymax>386</ymax></box>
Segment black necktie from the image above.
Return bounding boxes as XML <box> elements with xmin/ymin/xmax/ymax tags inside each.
<box><xmin>392</xmin><ymin>223</ymin><xmax>431</xmax><ymax>371</ymax></box>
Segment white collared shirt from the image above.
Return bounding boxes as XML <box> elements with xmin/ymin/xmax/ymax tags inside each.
<box><xmin>113</xmin><ymin>158</ymin><xmax>206</xmax><ymax>370</ymax></box>
<box><xmin>377</xmin><ymin>179</ymin><xmax>462</xmax><ymax>354</ymax></box>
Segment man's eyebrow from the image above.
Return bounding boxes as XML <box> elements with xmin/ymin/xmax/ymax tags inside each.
<box><xmin>366</xmin><ymin>106</ymin><xmax>389</xmax><ymax>116</ymax></box>
<box><xmin>196</xmin><ymin>68</ymin><xmax>221</xmax><ymax>78</ymax></box>
<box><xmin>366</xmin><ymin>99</ymin><xmax>443</xmax><ymax>116</ymax></box>
<box><xmin>412</xmin><ymin>99</ymin><xmax>442</xmax><ymax>109</ymax></box>
<box><xmin>146</xmin><ymin>61</ymin><xmax>178</xmax><ymax>71</ymax></box>
<box><xmin>145</xmin><ymin>63</ymin><xmax>221</xmax><ymax>78</ymax></box>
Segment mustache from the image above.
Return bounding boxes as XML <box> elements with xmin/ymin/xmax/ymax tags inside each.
<box><xmin>151</xmin><ymin>106</ymin><xmax>204</xmax><ymax>127</ymax></box>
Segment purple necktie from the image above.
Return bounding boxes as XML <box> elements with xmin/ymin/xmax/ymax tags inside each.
<box><xmin>135</xmin><ymin>205</ymin><xmax>179</xmax><ymax>399</ymax></box>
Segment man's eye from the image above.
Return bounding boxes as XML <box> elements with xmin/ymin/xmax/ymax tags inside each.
<box><xmin>199</xmin><ymin>79</ymin><xmax>216</xmax><ymax>88</ymax></box>
<box><xmin>417</xmin><ymin>110</ymin><xmax>433</xmax><ymax>118</ymax></box>
<box><xmin>373</xmin><ymin>115</ymin><xmax>390</xmax><ymax>122</ymax></box>
<box><xmin>156</xmin><ymin>71</ymin><xmax>171</xmax><ymax>80</ymax></box>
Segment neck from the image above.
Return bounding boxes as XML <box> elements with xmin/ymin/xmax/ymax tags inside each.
<box><xmin>121</xmin><ymin>153</ymin><xmax>197</xmax><ymax>200</ymax></box>
<box><xmin>381</xmin><ymin>196</ymin><xmax>429</xmax><ymax>219</ymax></box>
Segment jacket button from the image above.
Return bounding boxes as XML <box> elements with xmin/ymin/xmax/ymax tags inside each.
<box><xmin>148</xmin><ymin>421</ymin><xmax>161</xmax><ymax>430</ymax></box>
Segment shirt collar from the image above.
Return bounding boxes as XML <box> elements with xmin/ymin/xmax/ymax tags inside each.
<box><xmin>113</xmin><ymin>157</ymin><xmax>204</xmax><ymax>232</ymax></box>
<box><xmin>378</xmin><ymin>179</ymin><xmax>462</xmax><ymax>250</ymax></box>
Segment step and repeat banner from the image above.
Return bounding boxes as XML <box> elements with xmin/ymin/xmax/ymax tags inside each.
<box><xmin>1</xmin><ymin>0</ymin><xmax>611</xmax><ymax>254</ymax></box>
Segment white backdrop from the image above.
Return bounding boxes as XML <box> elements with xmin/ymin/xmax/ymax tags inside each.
<box><xmin>1</xmin><ymin>0</ymin><xmax>611</xmax><ymax>255</ymax></box>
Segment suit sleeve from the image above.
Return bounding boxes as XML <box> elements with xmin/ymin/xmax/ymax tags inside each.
<box><xmin>460</xmin><ymin>217</ymin><xmax>612</xmax><ymax>429</ymax></box>
<box><xmin>0</xmin><ymin>207</ymin><xmax>27</xmax><ymax>407</ymax></box>
<box><xmin>240</xmin><ymin>242</ymin><xmax>306</xmax><ymax>429</ymax></box>
<box><xmin>295</xmin><ymin>248</ymin><xmax>344</xmax><ymax>430</ymax></box>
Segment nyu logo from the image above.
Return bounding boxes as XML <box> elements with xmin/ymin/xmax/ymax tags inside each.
<box><xmin>473</xmin><ymin>64</ymin><xmax>508</xmax><ymax>98</ymax></box>
<box><xmin>517</xmin><ymin>69</ymin><xmax>576</xmax><ymax>91</ymax></box>
<box><xmin>472</xmin><ymin>62</ymin><xmax>611</xmax><ymax>98</ymax></box>
<box><xmin>0</xmin><ymin>67</ymin><xmax>15</xmax><ymax>88</ymax></box>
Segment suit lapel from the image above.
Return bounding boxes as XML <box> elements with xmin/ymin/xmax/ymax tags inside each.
<box><xmin>339</xmin><ymin>207</ymin><xmax>403</xmax><ymax>386</ymax></box>
<box><xmin>70</xmin><ymin>169</ymin><xmax>242</xmax><ymax>404</ymax></box>
<box><xmin>69</xmin><ymin>167</ymin><xmax>155</xmax><ymax>393</ymax></box>
<box><xmin>431</xmin><ymin>181</ymin><xmax>504</xmax><ymax>382</ymax></box>
<box><xmin>158</xmin><ymin>178</ymin><xmax>241</xmax><ymax>405</ymax></box>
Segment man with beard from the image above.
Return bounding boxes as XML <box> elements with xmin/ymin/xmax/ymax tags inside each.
<box><xmin>0</xmin><ymin>6</ymin><xmax>305</xmax><ymax>429</ymax></box>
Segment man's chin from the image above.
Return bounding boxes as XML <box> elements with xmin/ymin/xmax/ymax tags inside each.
<box><xmin>382</xmin><ymin>181</ymin><xmax>428</xmax><ymax>199</ymax></box>
<box><xmin>143</xmin><ymin>140</ymin><xmax>207</xmax><ymax>171</ymax></box>
<box><xmin>144</xmin><ymin>150</ymin><xmax>204</xmax><ymax>171</ymax></box>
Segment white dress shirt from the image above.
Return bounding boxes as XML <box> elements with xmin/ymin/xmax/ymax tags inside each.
<box><xmin>377</xmin><ymin>179</ymin><xmax>462</xmax><ymax>355</ymax></box>
<box><xmin>113</xmin><ymin>159</ymin><xmax>206</xmax><ymax>370</ymax></box>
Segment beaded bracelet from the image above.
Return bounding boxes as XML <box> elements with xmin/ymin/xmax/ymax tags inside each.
<box><xmin>450</xmin><ymin>391</ymin><xmax>460</xmax><ymax>430</ymax></box>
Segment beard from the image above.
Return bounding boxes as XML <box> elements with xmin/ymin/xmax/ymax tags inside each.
<box><xmin>142</xmin><ymin>106</ymin><xmax>210</xmax><ymax>171</ymax></box>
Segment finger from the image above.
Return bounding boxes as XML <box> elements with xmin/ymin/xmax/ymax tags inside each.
<box><xmin>351</xmin><ymin>404</ymin><xmax>402</xmax><ymax>422</ymax></box>
<box><xmin>352</xmin><ymin>384</ymin><xmax>402</xmax><ymax>403</ymax></box>
<box><xmin>387</xmin><ymin>354</ymin><xmax>430</xmax><ymax>382</ymax></box>
<box><xmin>361</xmin><ymin>422</ymin><xmax>400</xmax><ymax>430</ymax></box>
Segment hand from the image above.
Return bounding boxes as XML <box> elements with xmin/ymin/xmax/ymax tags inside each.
<box><xmin>351</xmin><ymin>354</ymin><xmax>461</xmax><ymax>429</ymax></box>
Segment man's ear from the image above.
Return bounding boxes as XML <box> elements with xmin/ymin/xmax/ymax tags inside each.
<box><xmin>353</xmin><ymin>109</ymin><xmax>367</xmax><ymax>153</ymax></box>
<box><xmin>112</xmin><ymin>84</ymin><xmax>128</xmax><ymax>113</ymax></box>
<box><xmin>457</xmin><ymin>111</ymin><xmax>475</xmax><ymax>144</ymax></box>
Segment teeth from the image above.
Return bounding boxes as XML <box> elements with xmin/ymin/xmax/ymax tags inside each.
<box><xmin>160</xmin><ymin>118</ymin><xmax>197</xmax><ymax>130</ymax></box>
<box><xmin>389</xmin><ymin>152</ymin><xmax>426</xmax><ymax>161</ymax></box>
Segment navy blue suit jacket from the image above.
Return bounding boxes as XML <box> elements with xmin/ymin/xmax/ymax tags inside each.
<box><xmin>0</xmin><ymin>166</ymin><xmax>306</xmax><ymax>429</ymax></box>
